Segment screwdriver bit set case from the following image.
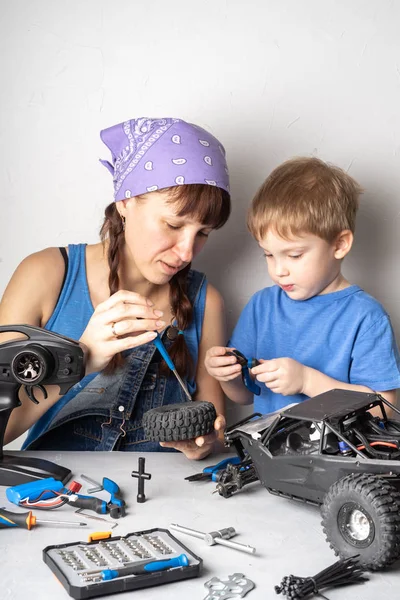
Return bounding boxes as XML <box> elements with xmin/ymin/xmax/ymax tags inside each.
<box><xmin>43</xmin><ymin>527</ymin><xmax>202</xmax><ymax>599</ymax></box>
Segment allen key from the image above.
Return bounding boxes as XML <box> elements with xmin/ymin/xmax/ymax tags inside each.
<box><xmin>80</xmin><ymin>474</ymin><xmax>103</xmax><ymax>494</ymax></box>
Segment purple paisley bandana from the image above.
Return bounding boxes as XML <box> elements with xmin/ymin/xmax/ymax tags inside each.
<box><xmin>100</xmin><ymin>117</ymin><xmax>230</xmax><ymax>201</ymax></box>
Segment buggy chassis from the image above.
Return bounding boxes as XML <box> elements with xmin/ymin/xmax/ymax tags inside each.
<box><xmin>216</xmin><ymin>389</ymin><xmax>400</xmax><ymax>570</ymax></box>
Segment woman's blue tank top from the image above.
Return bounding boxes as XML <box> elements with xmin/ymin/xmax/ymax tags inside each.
<box><xmin>23</xmin><ymin>244</ymin><xmax>207</xmax><ymax>449</ymax></box>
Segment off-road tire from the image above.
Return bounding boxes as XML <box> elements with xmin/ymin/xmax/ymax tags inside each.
<box><xmin>142</xmin><ymin>401</ymin><xmax>217</xmax><ymax>442</ymax></box>
<box><xmin>321</xmin><ymin>473</ymin><xmax>400</xmax><ymax>570</ymax></box>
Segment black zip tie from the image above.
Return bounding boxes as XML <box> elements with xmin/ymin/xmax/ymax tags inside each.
<box><xmin>274</xmin><ymin>556</ymin><xmax>367</xmax><ymax>599</ymax></box>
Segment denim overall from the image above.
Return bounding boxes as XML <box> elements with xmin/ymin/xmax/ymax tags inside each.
<box><xmin>23</xmin><ymin>245</ymin><xmax>206</xmax><ymax>452</ymax></box>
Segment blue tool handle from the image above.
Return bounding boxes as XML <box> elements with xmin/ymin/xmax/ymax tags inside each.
<box><xmin>102</xmin><ymin>477</ymin><xmax>125</xmax><ymax>507</ymax></box>
<box><xmin>203</xmin><ymin>456</ymin><xmax>242</xmax><ymax>475</ymax></box>
<box><xmin>242</xmin><ymin>366</ymin><xmax>261</xmax><ymax>395</ymax></box>
<box><xmin>247</xmin><ymin>358</ymin><xmax>260</xmax><ymax>369</ymax></box>
<box><xmin>101</xmin><ymin>554</ymin><xmax>189</xmax><ymax>580</ymax></box>
<box><xmin>209</xmin><ymin>457</ymin><xmax>242</xmax><ymax>481</ymax></box>
<box><xmin>153</xmin><ymin>333</ymin><xmax>175</xmax><ymax>371</ymax></box>
<box><xmin>226</xmin><ymin>350</ymin><xmax>260</xmax><ymax>395</ymax></box>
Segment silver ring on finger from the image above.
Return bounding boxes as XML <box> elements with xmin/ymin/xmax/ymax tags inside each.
<box><xmin>111</xmin><ymin>322</ymin><xmax>118</xmax><ymax>337</ymax></box>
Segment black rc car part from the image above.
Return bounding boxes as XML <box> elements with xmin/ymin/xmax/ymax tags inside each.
<box><xmin>142</xmin><ymin>401</ymin><xmax>217</xmax><ymax>442</ymax></box>
<box><xmin>215</xmin><ymin>389</ymin><xmax>400</xmax><ymax>570</ymax></box>
<box><xmin>226</xmin><ymin>349</ymin><xmax>261</xmax><ymax>395</ymax></box>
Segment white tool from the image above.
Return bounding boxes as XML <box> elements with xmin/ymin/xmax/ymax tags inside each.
<box><xmin>170</xmin><ymin>523</ymin><xmax>256</xmax><ymax>555</ymax></box>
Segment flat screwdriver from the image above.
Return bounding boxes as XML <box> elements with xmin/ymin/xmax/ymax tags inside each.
<box><xmin>0</xmin><ymin>508</ymin><xmax>87</xmax><ymax>529</ymax></box>
<box><xmin>153</xmin><ymin>333</ymin><xmax>192</xmax><ymax>401</ymax></box>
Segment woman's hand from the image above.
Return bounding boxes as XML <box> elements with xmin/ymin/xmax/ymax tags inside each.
<box><xmin>80</xmin><ymin>290</ymin><xmax>166</xmax><ymax>374</ymax></box>
<box><xmin>159</xmin><ymin>414</ymin><xmax>226</xmax><ymax>460</ymax></box>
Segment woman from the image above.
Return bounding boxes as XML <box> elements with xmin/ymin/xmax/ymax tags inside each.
<box><xmin>1</xmin><ymin>117</ymin><xmax>230</xmax><ymax>459</ymax></box>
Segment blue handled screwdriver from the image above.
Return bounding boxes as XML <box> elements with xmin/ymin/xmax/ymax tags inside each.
<box><xmin>100</xmin><ymin>553</ymin><xmax>189</xmax><ymax>581</ymax></box>
<box><xmin>153</xmin><ymin>333</ymin><xmax>192</xmax><ymax>401</ymax></box>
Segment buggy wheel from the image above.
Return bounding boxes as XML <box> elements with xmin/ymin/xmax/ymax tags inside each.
<box><xmin>142</xmin><ymin>401</ymin><xmax>217</xmax><ymax>442</ymax></box>
<box><xmin>321</xmin><ymin>473</ymin><xmax>400</xmax><ymax>570</ymax></box>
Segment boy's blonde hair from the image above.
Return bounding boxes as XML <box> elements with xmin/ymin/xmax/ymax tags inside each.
<box><xmin>248</xmin><ymin>157</ymin><xmax>363</xmax><ymax>242</ymax></box>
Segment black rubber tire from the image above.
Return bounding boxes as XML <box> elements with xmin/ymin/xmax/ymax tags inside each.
<box><xmin>142</xmin><ymin>401</ymin><xmax>217</xmax><ymax>442</ymax></box>
<box><xmin>321</xmin><ymin>473</ymin><xmax>400</xmax><ymax>570</ymax></box>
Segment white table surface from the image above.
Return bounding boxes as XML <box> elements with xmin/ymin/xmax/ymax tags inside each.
<box><xmin>0</xmin><ymin>451</ymin><xmax>399</xmax><ymax>600</ymax></box>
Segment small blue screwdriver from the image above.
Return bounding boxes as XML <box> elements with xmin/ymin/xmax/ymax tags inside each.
<box><xmin>153</xmin><ymin>333</ymin><xmax>192</xmax><ymax>401</ymax></box>
<box><xmin>101</xmin><ymin>553</ymin><xmax>189</xmax><ymax>580</ymax></box>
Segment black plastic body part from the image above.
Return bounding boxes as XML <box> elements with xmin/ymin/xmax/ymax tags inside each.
<box><xmin>216</xmin><ymin>389</ymin><xmax>400</xmax><ymax>570</ymax></box>
<box><xmin>0</xmin><ymin>325</ymin><xmax>86</xmax><ymax>486</ymax></box>
<box><xmin>142</xmin><ymin>401</ymin><xmax>217</xmax><ymax>442</ymax></box>
<box><xmin>225</xmin><ymin>349</ymin><xmax>261</xmax><ymax>395</ymax></box>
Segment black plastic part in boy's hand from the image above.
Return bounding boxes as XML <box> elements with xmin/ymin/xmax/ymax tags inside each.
<box><xmin>226</xmin><ymin>349</ymin><xmax>259</xmax><ymax>369</ymax></box>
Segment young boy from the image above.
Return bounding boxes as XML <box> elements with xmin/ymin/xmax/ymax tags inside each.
<box><xmin>205</xmin><ymin>157</ymin><xmax>400</xmax><ymax>414</ymax></box>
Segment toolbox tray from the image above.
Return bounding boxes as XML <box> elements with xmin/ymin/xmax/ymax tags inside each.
<box><xmin>43</xmin><ymin>527</ymin><xmax>202</xmax><ymax>599</ymax></box>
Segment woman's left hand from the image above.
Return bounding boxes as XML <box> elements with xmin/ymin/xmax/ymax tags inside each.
<box><xmin>159</xmin><ymin>414</ymin><xmax>226</xmax><ymax>460</ymax></box>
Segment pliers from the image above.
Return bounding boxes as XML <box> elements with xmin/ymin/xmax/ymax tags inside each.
<box><xmin>185</xmin><ymin>457</ymin><xmax>242</xmax><ymax>482</ymax></box>
<box><xmin>226</xmin><ymin>349</ymin><xmax>261</xmax><ymax>395</ymax></box>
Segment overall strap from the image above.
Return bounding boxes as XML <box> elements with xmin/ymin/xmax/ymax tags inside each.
<box><xmin>183</xmin><ymin>269</ymin><xmax>207</xmax><ymax>394</ymax></box>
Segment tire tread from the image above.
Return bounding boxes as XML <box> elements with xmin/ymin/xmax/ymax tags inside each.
<box><xmin>321</xmin><ymin>473</ymin><xmax>400</xmax><ymax>570</ymax></box>
<box><xmin>142</xmin><ymin>401</ymin><xmax>217</xmax><ymax>442</ymax></box>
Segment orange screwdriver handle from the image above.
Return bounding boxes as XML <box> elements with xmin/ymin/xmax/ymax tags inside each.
<box><xmin>0</xmin><ymin>508</ymin><xmax>36</xmax><ymax>529</ymax></box>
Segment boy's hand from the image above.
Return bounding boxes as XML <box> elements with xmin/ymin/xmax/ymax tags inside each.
<box><xmin>204</xmin><ymin>346</ymin><xmax>242</xmax><ymax>382</ymax></box>
<box><xmin>251</xmin><ymin>358</ymin><xmax>306</xmax><ymax>396</ymax></box>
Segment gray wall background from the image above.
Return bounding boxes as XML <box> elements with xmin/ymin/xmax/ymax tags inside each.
<box><xmin>1</xmin><ymin>0</ymin><xmax>400</xmax><ymax>448</ymax></box>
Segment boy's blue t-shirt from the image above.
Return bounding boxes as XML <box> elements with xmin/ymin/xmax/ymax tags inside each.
<box><xmin>228</xmin><ymin>285</ymin><xmax>400</xmax><ymax>414</ymax></box>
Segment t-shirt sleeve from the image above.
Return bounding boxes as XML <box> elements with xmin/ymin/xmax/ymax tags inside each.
<box><xmin>228</xmin><ymin>295</ymin><xmax>258</xmax><ymax>359</ymax></box>
<box><xmin>350</xmin><ymin>315</ymin><xmax>400</xmax><ymax>391</ymax></box>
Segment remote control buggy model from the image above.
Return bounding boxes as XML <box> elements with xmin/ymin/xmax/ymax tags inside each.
<box><xmin>215</xmin><ymin>389</ymin><xmax>400</xmax><ymax>570</ymax></box>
